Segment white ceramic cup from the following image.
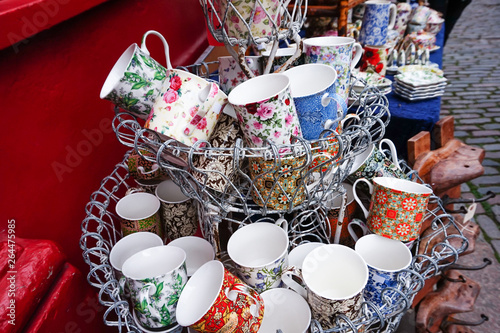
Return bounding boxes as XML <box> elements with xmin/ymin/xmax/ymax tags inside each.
<box><xmin>288</xmin><ymin>242</ymin><xmax>325</xmax><ymax>270</ymax></box>
<box><xmin>227</xmin><ymin>220</ymin><xmax>289</xmax><ymax>293</ymax></box>
<box><xmin>167</xmin><ymin>236</ymin><xmax>215</xmax><ymax>277</ymax></box>
<box><xmin>355</xmin><ymin>234</ymin><xmax>412</xmax><ymax>309</ymax></box>
<box><xmin>259</xmin><ymin>288</ymin><xmax>311</xmax><ymax>333</ymax></box>
<box><xmin>115</xmin><ymin>192</ymin><xmax>163</xmax><ymax>238</ymax></box>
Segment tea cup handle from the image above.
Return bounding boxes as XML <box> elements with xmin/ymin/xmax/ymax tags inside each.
<box><xmin>378</xmin><ymin>138</ymin><xmax>401</xmax><ymax>170</ymax></box>
<box><xmin>183</xmin><ymin>82</ymin><xmax>225</xmax><ymax>136</ymax></box>
<box><xmin>324</xmin><ymin>113</ymin><xmax>360</xmax><ymax>133</ymax></box>
<box><xmin>321</xmin><ymin>92</ymin><xmax>348</xmax><ymax>120</ymax></box>
<box><xmin>347</xmin><ymin>218</ymin><xmax>370</xmax><ymax>242</ymax></box>
<box><xmin>226</xmin><ymin>283</ymin><xmax>264</xmax><ymax>318</ymax></box>
<box><xmin>118</xmin><ymin>276</ymin><xmax>128</xmax><ymax>297</ymax></box>
<box><xmin>141</xmin><ymin>30</ymin><xmax>173</xmax><ymax>69</ymax></box>
<box><xmin>275</xmin><ymin>218</ymin><xmax>289</xmax><ymax>234</ymax></box>
<box><xmin>138</xmin><ymin>283</ymin><xmax>162</xmax><ymax>322</ymax></box>
<box><xmin>281</xmin><ymin>266</ymin><xmax>307</xmax><ymax>298</ymax></box>
<box><xmin>351</xmin><ymin>43</ymin><xmax>364</xmax><ymax>71</ymax></box>
<box><xmin>388</xmin><ymin>4</ymin><xmax>397</xmax><ymax>30</ymax></box>
<box><xmin>352</xmin><ymin>178</ymin><xmax>374</xmax><ymax>218</ymax></box>
<box><xmin>138</xmin><ymin>163</ymin><xmax>160</xmax><ymax>175</ymax></box>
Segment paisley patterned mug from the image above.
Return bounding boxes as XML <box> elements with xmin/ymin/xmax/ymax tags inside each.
<box><xmin>100</xmin><ymin>30</ymin><xmax>172</xmax><ymax>119</ymax></box>
<box><xmin>352</xmin><ymin>177</ymin><xmax>433</xmax><ymax>241</ymax></box>
<box><xmin>176</xmin><ymin>260</ymin><xmax>264</xmax><ymax>333</ymax></box>
<box><xmin>227</xmin><ymin>220</ymin><xmax>289</xmax><ymax>293</ymax></box>
<box><xmin>121</xmin><ymin>245</ymin><xmax>188</xmax><ymax>331</ymax></box>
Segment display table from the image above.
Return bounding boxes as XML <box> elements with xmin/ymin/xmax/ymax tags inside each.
<box><xmin>383</xmin><ymin>26</ymin><xmax>445</xmax><ymax>159</ymax></box>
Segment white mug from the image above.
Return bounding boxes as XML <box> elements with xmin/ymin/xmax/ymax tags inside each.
<box><xmin>167</xmin><ymin>236</ymin><xmax>215</xmax><ymax>277</ymax></box>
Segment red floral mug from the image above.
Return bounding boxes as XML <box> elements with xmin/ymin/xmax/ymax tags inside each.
<box><xmin>352</xmin><ymin>177</ymin><xmax>433</xmax><ymax>242</ymax></box>
<box><xmin>360</xmin><ymin>45</ymin><xmax>391</xmax><ymax>77</ymax></box>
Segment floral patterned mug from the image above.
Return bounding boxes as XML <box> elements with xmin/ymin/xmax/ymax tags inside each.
<box><xmin>358</xmin><ymin>0</ymin><xmax>397</xmax><ymax>46</ymax></box>
<box><xmin>218</xmin><ymin>55</ymin><xmax>263</xmax><ymax>94</ymax></box>
<box><xmin>100</xmin><ymin>30</ymin><xmax>172</xmax><ymax>119</ymax></box>
<box><xmin>353</xmin><ymin>177</ymin><xmax>433</xmax><ymax>242</ymax></box>
<box><xmin>303</xmin><ymin>36</ymin><xmax>363</xmax><ymax>105</ymax></box>
<box><xmin>227</xmin><ymin>220</ymin><xmax>289</xmax><ymax>293</ymax></box>
<box><xmin>121</xmin><ymin>245</ymin><xmax>188</xmax><ymax>331</ymax></box>
<box><xmin>360</xmin><ymin>45</ymin><xmax>391</xmax><ymax>77</ymax></box>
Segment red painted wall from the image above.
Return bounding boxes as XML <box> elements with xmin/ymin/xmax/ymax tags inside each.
<box><xmin>1</xmin><ymin>0</ymin><xmax>208</xmax><ymax>286</ymax></box>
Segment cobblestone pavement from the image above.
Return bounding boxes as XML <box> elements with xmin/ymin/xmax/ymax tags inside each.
<box><xmin>396</xmin><ymin>0</ymin><xmax>500</xmax><ymax>332</ymax></box>
<box><xmin>438</xmin><ymin>0</ymin><xmax>500</xmax><ymax>331</ymax></box>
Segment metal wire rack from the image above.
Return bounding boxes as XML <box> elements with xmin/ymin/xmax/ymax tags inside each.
<box><xmin>80</xmin><ymin>62</ymin><xmax>468</xmax><ymax>332</ymax></box>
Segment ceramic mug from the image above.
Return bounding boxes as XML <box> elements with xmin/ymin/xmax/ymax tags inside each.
<box><xmin>410</xmin><ymin>5</ymin><xmax>432</xmax><ymax>26</ymax></box>
<box><xmin>325</xmin><ymin>183</ymin><xmax>358</xmax><ymax>246</ymax></box>
<box><xmin>283</xmin><ymin>63</ymin><xmax>347</xmax><ymax>140</ymax></box>
<box><xmin>394</xmin><ymin>2</ymin><xmax>413</xmax><ymax>37</ymax></box>
<box><xmin>127</xmin><ymin>149</ymin><xmax>168</xmax><ymax>181</ymax></box>
<box><xmin>121</xmin><ymin>245</ymin><xmax>188</xmax><ymax>330</ymax></box>
<box><xmin>109</xmin><ymin>232</ymin><xmax>164</xmax><ymax>297</ymax></box>
<box><xmin>347</xmin><ymin>218</ymin><xmax>416</xmax><ymax>250</ymax></box>
<box><xmin>167</xmin><ymin>236</ymin><xmax>215</xmax><ymax>277</ymax></box>
<box><xmin>192</xmin><ymin>111</ymin><xmax>244</xmax><ymax>193</ymax></box>
<box><xmin>303</xmin><ymin>36</ymin><xmax>363</xmax><ymax>104</ymax></box>
<box><xmin>288</xmin><ymin>242</ymin><xmax>325</xmax><ymax>269</ymax></box>
<box><xmin>355</xmin><ymin>234</ymin><xmax>412</xmax><ymax>310</ymax></box>
<box><xmin>353</xmin><ymin>177</ymin><xmax>433</xmax><ymax>242</ymax></box>
<box><xmin>100</xmin><ymin>30</ymin><xmax>172</xmax><ymax>119</ymax></box>
<box><xmin>217</xmin><ymin>0</ymin><xmax>281</xmax><ymax>40</ymax></box>
<box><xmin>360</xmin><ymin>45</ymin><xmax>391</xmax><ymax>77</ymax></box>
<box><xmin>228</xmin><ymin>73</ymin><xmax>302</xmax><ymax>149</ymax></box>
<box><xmin>282</xmin><ymin>244</ymin><xmax>368</xmax><ymax>328</ymax></box>
<box><xmin>358</xmin><ymin>0</ymin><xmax>397</xmax><ymax>46</ymax></box>
<box><xmin>227</xmin><ymin>220</ymin><xmax>289</xmax><ymax>293</ymax></box>
<box><xmin>262</xmin><ymin>46</ymin><xmax>305</xmax><ymax>73</ymax></box>
<box><xmin>144</xmin><ymin>69</ymin><xmax>228</xmax><ymax>147</ymax></box>
<box><xmin>347</xmin><ymin>138</ymin><xmax>407</xmax><ymax>182</ymax></box>
<box><xmin>259</xmin><ymin>288</ymin><xmax>311</xmax><ymax>333</ymax></box>
<box><xmin>218</xmin><ymin>55</ymin><xmax>263</xmax><ymax>94</ymax></box>
<box><xmin>115</xmin><ymin>192</ymin><xmax>163</xmax><ymax>238</ymax></box>
<box><xmin>155</xmin><ymin>179</ymin><xmax>199</xmax><ymax>241</ymax></box>
<box><xmin>176</xmin><ymin>260</ymin><xmax>264</xmax><ymax>333</ymax></box>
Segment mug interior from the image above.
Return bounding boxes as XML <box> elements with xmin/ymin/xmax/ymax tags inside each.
<box><xmin>155</xmin><ymin>179</ymin><xmax>191</xmax><ymax>203</ymax></box>
<box><xmin>115</xmin><ymin>192</ymin><xmax>160</xmax><ymax>220</ymax></box>
<box><xmin>100</xmin><ymin>43</ymin><xmax>136</xmax><ymax>99</ymax></box>
<box><xmin>121</xmin><ymin>245</ymin><xmax>186</xmax><ymax>280</ymax></box>
<box><xmin>167</xmin><ymin>236</ymin><xmax>215</xmax><ymax>276</ymax></box>
<box><xmin>176</xmin><ymin>260</ymin><xmax>224</xmax><ymax>326</ymax></box>
<box><xmin>349</xmin><ymin>144</ymin><xmax>375</xmax><ymax>174</ymax></box>
<box><xmin>228</xmin><ymin>74</ymin><xmax>289</xmax><ymax>106</ymax></box>
<box><xmin>373</xmin><ymin>177</ymin><xmax>433</xmax><ymax>195</ymax></box>
<box><xmin>109</xmin><ymin>232</ymin><xmax>164</xmax><ymax>270</ymax></box>
<box><xmin>227</xmin><ymin>222</ymin><xmax>289</xmax><ymax>267</ymax></box>
<box><xmin>355</xmin><ymin>234</ymin><xmax>412</xmax><ymax>271</ymax></box>
<box><xmin>284</xmin><ymin>64</ymin><xmax>337</xmax><ymax>97</ymax></box>
<box><xmin>302</xmin><ymin>244</ymin><xmax>368</xmax><ymax>299</ymax></box>
<box><xmin>303</xmin><ymin>36</ymin><xmax>356</xmax><ymax>47</ymax></box>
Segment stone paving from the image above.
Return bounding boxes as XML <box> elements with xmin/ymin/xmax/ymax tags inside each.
<box><xmin>396</xmin><ymin>0</ymin><xmax>500</xmax><ymax>332</ymax></box>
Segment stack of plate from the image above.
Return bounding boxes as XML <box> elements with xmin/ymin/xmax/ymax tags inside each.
<box><xmin>393</xmin><ymin>65</ymin><xmax>447</xmax><ymax>101</ymax></box>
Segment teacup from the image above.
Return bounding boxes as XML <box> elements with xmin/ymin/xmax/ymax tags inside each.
<box><xmin>358</xmin><ymin>0</ymin><xmax>397</xmax><ymax>46</ymax></box>
<box><xmin>353</xmin><ymin>177</ymin><xmax>433</xmax><ymax>242</ymax></box>
<box><xmin>325</xmin><ymin>183</ymin><xmax>358</xmax><ymax>246</ymax></box>
<box><xmin>262</xmin><ymin>46</ymin><xmax>305</xmax><ymax>73</ymax></box>
<box><xmin>410</xmin><ymin>5</ymin><xmax>432</xmax><ymax>26</ymax></box>
<box><xmin>394</xmin><ymin>2</ymin><xmax>412</xmax><ymax>37</ymax></box>
<box><xmin>283</xmin><ymin>63</ymin><xmax>347</xmax><ymax>140</ymax></box>
<box><xmin>167</xmin><ymin>236</ymin><xmax>215</xmax><ymax>277</ymax></box>
<box><xmin>228</xmin><ymin>73</ymin><xmax>302</xmax><ymax>149</ymax></box>
<box><xmin>176</xmin><ymin>260</ymin><xmax>264</xmax><ymax>333</ymax></box>
<box><xmin>115</xmin><ymin>192</ymin><xmax>163</xmax><ymax>238</ymax></box>
<box><xmin>218</xmin><ymin>55</ymin><xmax>263</xmax><ymax>94</ymax></box>
<box><xmin>360</xmin><ymin>45</ymin><xmax>391</xmax><ymax>77</ymax></box>
<box><xmin>127</xmin><ymin>149</ymin><xmax>168</xmax><ymax>181</ymax></box>
<box><xmin>348</xmin><ymin>138</ymin><xmax>407</xmax><ymax>182</ymax></box>
<box><xmin>155</xmin><ymin>179</ymin><xmax>199</xmax><ymax>241</ymax></box>
<box><xmin>227</xmin><ymin>220</ymin><xmax>289</xmax><ymax>293</ymax></box>
<box><xmin>288</xmin><ymin>242</ymin><xmax>325</xmax><ymax>269</ymax></box>
<box><xmin>347</xmin><ymin>218</ymin><xmax>416</xmax><ymax>250</ymax></box>
<box><xmin>303</xmin><ymin>36</ymin><xmax>363</xmax><ymax>104</ymax></box>
<box><xmin>282</xmin><ymin>244</ymin><xmax>368</xmax><ymax>328</ymax></box>
<box><xmin>259</xmin><ymin>288</ymin><xmax>311</xmax><ymax>333</ymax></box>
<box><xmin>109</xmin><ymin>232</ymin><xmax>164</xmax><ymax>297</ymax></box>
<box><xmin>100</xmin><ymin>30</ymin><xmax>171</xmax><ymax>119</ymax></box>
<box><xmin>144</xmin><ymin>69</ymin><xmax>228</xmax><ymax>148</ymax></box>
<box><xmin>355</xmin><ymin>234</ymin><xmax>412</xmax><ymax>310</ymax></box>
<box><xmin>121</xmin><ymin>245</ymin><xmax>188</xmax><ymax>331</ymax></box>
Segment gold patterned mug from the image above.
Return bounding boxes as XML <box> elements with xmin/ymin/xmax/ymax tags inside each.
<box><xmin>115</xmin><ymin>192</ymin><xmax>163</xmax><ymax>238</ymax></box>
<box><xmin>353</xmin><ymin>177</ymin><xmax>433</xmax><ymax>242</ymax></box>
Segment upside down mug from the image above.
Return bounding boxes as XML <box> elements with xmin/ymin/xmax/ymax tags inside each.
<box><xmin>100</xmin><ymin>30</ymin><xmax>172</xmax><ymax>119</ymax></box>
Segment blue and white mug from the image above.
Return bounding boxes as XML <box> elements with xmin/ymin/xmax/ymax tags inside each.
<box><xmin>358</xmin><ymin>0</ymin><xmax>397</xmax><ymax>46</ymax></box>
<box><xmin>283</xmin><ymin>64</ymin><xmax>347</xmax><ymax>140</ymax></box>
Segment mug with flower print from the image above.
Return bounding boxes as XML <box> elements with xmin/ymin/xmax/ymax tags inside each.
<box><xmin>228</xmin><ymin>73</ymin><xmax>302</xmax><ymax>149</ymax></box>
<box><xmin>115</xmin><ymin>192</ymin><xmax>163</xmax><ymax>239</ymax></box>
<box><xmin>100</xmin><ymin>30</ymin><xmax>172</xmax><ymax>119</ymax></box>
<box><xmin>353</xmin><ymin>177</ymin><xmax>433</xmax><ymax>242</ymax></box>
<box><xmin>227</xmin><ymin>220</ymin><xmax>289</xmax><ymax>293</ymax></box>
<box><xmin>219</xmin><ymin>55</ymin><xmax>263</xmax><ymax>94</ymax></box>
<box><xmin>155</xmin><ymin>179</ymin><xmax>199</xmax><ymax>241</ymax></box>
<box><xmin>360</xmin><ymin>45</ymin><xmax>391</xmax><ymax>77</ymax></box>
<box><xmin>145</xmin><ymin>69</ymin><xmax>228</xmax><ymax>148</ymax></box>
<box><xmin>358</xmin><ymin>0</ymin><xmax>397</xmax><ymax>46</ymax></box>
<box><xmin>303</xmin><ymin>36</ymin><xmax>363</xmax><ymax>105</ymax></box>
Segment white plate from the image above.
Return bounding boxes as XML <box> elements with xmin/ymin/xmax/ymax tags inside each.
<box><xmin>394</xmin><ymin>89</ymin><xmax>444</xmax><ymax>100</ymax></box>
<box><xmin>393</xmin><ymin>81</ymin><xmax>447</xmax><ymax>94</ymax></box>
<box><xmin>394</xmin><ymin>87</ymin><xmax>445</xmax><ymax>98</ymax></box>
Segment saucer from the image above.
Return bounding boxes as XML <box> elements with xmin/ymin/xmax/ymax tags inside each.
<box><xmin>395</xmin><ymin>65</ymin><xmax>447</xmax><ymax>87</ymax></box>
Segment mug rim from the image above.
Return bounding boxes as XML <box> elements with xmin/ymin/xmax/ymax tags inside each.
<box><xmin>109</xmin><ymin>232</ymin><xmax>164</xmax><ymax>271</ymax></box>
<box><xmin>227</xmin><ymin>73</ymin><xmax>290</xmax><ymax>106</ymax></box>
<box><xmin>373</xmin><ymin>177</ymin><xmax>433</xmax><ymax>195</ymax></box>
<box><xmin>355</xmin><ymin>234</ymin><xmax>412</xmax><ymax>272</ymax></box>
<box><xmin>303</xmin><ymin>36</ymin><xmax>356</xmax><ymax>47</ymax></box>
<box><xmin>115</xmin><ymin>192</ymin><xmax>160</xmax><ymax>220</ymax></box>
<box><xmin>155</xmin><ymin>179</ymin><xmax>192</xmax><ymax>204</ymax></box>
<box><xmin>100</xmin><ymin>43</ymin><xmax>138</xmax><ymax>99</ymax></box>
<box><xmin>121</xmin><ymin>245</ymin><xmax>186</xmax><ymax>280</ymax></box>
<box><xmin>283</xmin><ymin>64</ymin><xmax>337</xmax><ymax>98</ymax></box>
